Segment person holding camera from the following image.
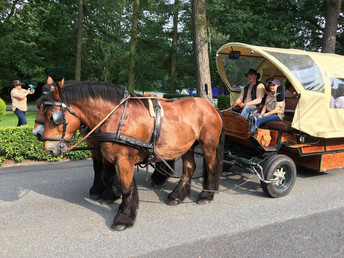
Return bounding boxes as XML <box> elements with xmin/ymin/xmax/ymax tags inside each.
<box><xmin>10</xmin><ymin>80</ymin><xmax>35</xmax><ymax>126</ymax></box>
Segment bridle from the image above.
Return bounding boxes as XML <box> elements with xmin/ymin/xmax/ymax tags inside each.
<box><xmin>36</xmin><ymin>100</ymin><xmax>82</xmax><ymax>153</ymax></box>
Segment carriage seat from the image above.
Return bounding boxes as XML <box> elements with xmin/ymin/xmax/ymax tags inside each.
<box><xmin>260</xmin><ymin>120</ymin><xmax>292</xmax><ymax>131</ymax></box>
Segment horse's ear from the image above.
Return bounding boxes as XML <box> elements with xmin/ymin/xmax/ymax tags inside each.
<box><xmin>58</xmin><ymin>78</ymin><xmax>65</xmax><ymax>88</ymax></box>
<box><xmin>47</xmin><ymin>76</ymin><xmax>53</xmax><ymax>84</ymax></box>
<box><xmin>53</xmin><ymin>79</ymin><xmax>64</xmax><ymax>101</ymax></box>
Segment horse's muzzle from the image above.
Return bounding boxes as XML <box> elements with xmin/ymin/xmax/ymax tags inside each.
<box><xmin>45</xmin><ymin>141</ymin><xmax>67</xmax><ymax>157</ymax></box>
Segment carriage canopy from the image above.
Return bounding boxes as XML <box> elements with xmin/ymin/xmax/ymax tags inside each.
<box><xmin>216</xmin><ymin>42</ymin><xmax>344</xmax><ymax>139</ymax></box>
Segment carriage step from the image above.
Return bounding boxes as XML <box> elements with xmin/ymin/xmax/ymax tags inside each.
<box><xmin>262</xmin><ymin>146</ymin><xmax>277</xmax><ymax>152</ymax></box>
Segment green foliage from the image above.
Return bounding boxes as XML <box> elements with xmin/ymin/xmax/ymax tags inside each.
<box><xmin>0</xmin><ymin>0</ymin><xmax>342</xmax><ymax>99</ymax></box>
<box><xmin>0</xmin><ymin>98</ymin><xmax>5</xmax><ymax>121</ymax></box>
<box><xmin>0</xmin><ymin>126</ymin><xmax>90</xmax><ymax>166</ymax></box>
<box><xmin>217</xmin><ymin>95</ymin><xmax>231</xmax><ymax>110</ymax></box>
<box><xmin>163</xmin><ymin>93</ymin><xmax>191</xmax><ymax>99</ymax></box>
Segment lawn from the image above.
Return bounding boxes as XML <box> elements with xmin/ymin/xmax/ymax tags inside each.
<box><xmin>0</xmin><ymin>110</ymin><xmax>38</xmax><ymax>127</ymax></box>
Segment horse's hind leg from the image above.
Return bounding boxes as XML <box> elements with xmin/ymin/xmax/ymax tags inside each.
<box><xmin>112</xmin><ymin>159</ymin><xmax>138</xmax><ymax>231</ymax></box>
<box><xmin>89</xmin><ymin>150</ymin><xmax>106</xmax><ymax>200</ymax></box>
<box><xmin>100</xmin><ymin>163</ymin><xmax>121</xmax><ymax>203</ymax></box>
<box><xmin>197</xmin><ymin>148</ymin><xmax>218</xmax><ymax>204</ymax></box>
<box><xmin>198</xmin><ymin>129</ymin><xmax>224</xmax><ymax>204</ymax></box>
<box><xmin>167</xmin><ymin>150</ymin><xmax>195</xmax><ymax>206</ymax></box>
<box><xmin>151</xmin><ymin>160</ymin><xmax>175</xmax><ymax>188</ymax></box>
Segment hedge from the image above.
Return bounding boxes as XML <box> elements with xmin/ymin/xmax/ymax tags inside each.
<box><xmin>217</xmin><ymin>95</ymin><xmax>231</xmax><ymax>110</ymax></box>
<box><xmin>163</xmin><ymin>93</ymin><xmax>191</xmax><ymax>99</ymax></box>
<box><xmin>0</xmin><ymin>98</ymin><xmax>6</xmax><ymax>121</ymax></box>
<box><xmin>0</xmin><ymin>126</ymin><xmax>91</xmax><ymax>166</ymax></box>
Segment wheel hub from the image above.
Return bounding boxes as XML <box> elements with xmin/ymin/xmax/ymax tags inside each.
<box><xmin>273</xmin><ymin>167</ymin><xmax>286</xmax><ymax>186</ymax></box>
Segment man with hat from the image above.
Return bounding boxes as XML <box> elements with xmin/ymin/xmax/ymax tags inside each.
<box><xmin>231</xmin><ymin>68</ymin><xmax>266</xmax><ymax>119</ymax></box>
<box><xmin>10</xmin><ymin>80</ymin><xmax>35</xmax><ymax>126</ymax></box>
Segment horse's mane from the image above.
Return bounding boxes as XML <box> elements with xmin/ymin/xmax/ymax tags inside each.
<box><xmin>37</xmin><ymin>81</ymin><xmax>148</xmax><ymax>109</ymax></box>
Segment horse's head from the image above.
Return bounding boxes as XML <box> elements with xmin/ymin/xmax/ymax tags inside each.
<box><xmin>39</xmin><ymin>79</ymin><xmax>82</xmax><ymax>156</ymax></box>
<box><xmin>33</xmin><ymin>76</ymin><xmax>56</xmax><ymax>139</ymax></box>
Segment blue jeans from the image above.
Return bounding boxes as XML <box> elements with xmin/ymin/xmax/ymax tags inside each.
<box><xmin>240</xmin><ymin>105</ymin><xmax>257</xmax><ymax>119</ymax></box>
<box><xmin>250</xmin><ymin>113</ymin><xmax>281</xmax><ymax>133</ymax></box>
<box><xmin>14</xmin><ymin>109</ymin><xmax>27</xmax><ymax>126</ymax></box>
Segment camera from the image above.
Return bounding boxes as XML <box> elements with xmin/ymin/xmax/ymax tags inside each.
<box><xmin>28</xmin><ymin>84</ymin><xmax>36</xmax><ymax>91</ymax></box>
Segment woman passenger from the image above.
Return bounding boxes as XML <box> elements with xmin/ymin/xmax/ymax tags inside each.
<box><xmin>250</xmin><ymin>79</ymin><xmax>285</xmax><ymax>133</ymax></box>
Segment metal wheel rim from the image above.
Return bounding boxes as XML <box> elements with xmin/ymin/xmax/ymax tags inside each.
<box><xmin>271</xmin><ymin>164</ymin><xmax>291</xmax><ymax>190</ymax></box>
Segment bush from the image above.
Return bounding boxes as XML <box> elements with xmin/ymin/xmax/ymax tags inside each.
<box><xmin>163</xmin><ymin>93</ymin><xmax>191</xmax><ymax>99</ymax></box>
<box><xmin>217</xmin><ymin>95</ymin><xmax>231</xmax><ymax>110</ymax></box>
<box><xmin>0</xmin><ymin>126</ymin><xmax>91</xmax><ymax>166</ymax></box>
<box><xmin>0</xmin><ymin>98</ymin><xmax>6</xmax><ymax>121</ymax></box>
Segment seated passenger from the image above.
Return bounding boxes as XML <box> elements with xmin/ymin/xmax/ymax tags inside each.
<box><xmin>231</xmin><ymin>69</ymin><xmax>266</xmax><ymax>119</ymax></box>
<box><xmin>250</xmin><ymin>79</ymin><xmax>285</xmax><ymax>133</ymax></box>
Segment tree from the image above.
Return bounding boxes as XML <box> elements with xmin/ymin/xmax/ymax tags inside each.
<box><xmin>169</xmin><ymin>0</ymin><xmax>179</xmax><ymax>94</ymax></box>
<box><xmin>75</xmin><ymin>0</ymin><xmax>83</xmax><ymax>81</ymax></box>
<box><xmin>128</xmin><ymin>0</ymin><xmax>140</xmax><ymax>93</ymax></box>
<box><xmin>192</xmin><ymin>0</ymin><xmax>212</xmax><ymax>100</ymax></box>
<box><xmin>322</xmin><ymin>0</ymin><xmax>342</xmax><ymax>53</ymax></box>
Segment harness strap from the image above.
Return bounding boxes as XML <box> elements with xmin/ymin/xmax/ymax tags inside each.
<box><xmin>115</xmin><ymin>99</ymin><xmax>128</xmax><ymax>142</ymax></box>
<box><xmin>91</xmin><ymin>132</ymin><xmax>153</xmax><ymax>150</ymax></box>
<box><xmin>35</xmin><ymin>119</ymin><xmax>45</xmax><ymax>125</ymax></box>
<box><xmin>151</xmin><ymin>99</ymin><xmax>162</xmax><ymax>153</ymax></box>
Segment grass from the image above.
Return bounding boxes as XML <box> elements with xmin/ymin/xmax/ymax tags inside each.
<box><xmin>0</xmin><ymin>110</ymin><xmax>38</xmax><ymax>127</ymax></box>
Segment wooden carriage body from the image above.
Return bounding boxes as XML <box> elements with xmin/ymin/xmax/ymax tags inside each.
<box><xmin>222</xmin><ymin>111</ymin><xmax>344</xmax><ymax>172</ymax></box>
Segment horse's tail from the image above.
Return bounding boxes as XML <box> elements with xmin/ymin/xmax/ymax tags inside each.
<box><xmin>214</xmin><ymin>109</ymin><xmax>225</xmax><ymax>190</ymax></box>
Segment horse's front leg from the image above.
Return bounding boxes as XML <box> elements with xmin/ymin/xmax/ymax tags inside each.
<box><xmin>89</xmin><ymin>150</ymin><xmax>106</xmax><ymax>200</ymax></box>
<box><xmin>112</xmin><ymin>158</ymin><xmax>139</xmax><ymax>231</ymax></box>
<box><xmin>167</xmin><ymin>150</ymin><xmax>195</xmax><ymax>206</ymax></box>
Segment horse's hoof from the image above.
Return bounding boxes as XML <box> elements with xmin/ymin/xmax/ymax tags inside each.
<box><xmin>100</xmin><ymin>199</ymin><xmax>114</xmax><ymax>205</ymax></box>
<box><xmin>197</xmin><ymin>199</ymin><xmax>211</xmax><ymax>205</ymax></box>
<box><xmin>151</xmin><ymin>181</ymin><xmax>165</xmax><ymax>189</ymax></box>
<box><xmin>111</xmin><ymin>224</ymin><xmax>127</xmax><ymax>231</ymax></box>
<box><xmin>166</xmin><ymin>198</ymin><xmax>181</xmax><ymax>206</ymax></box>
<box><xmin>90</xmin><ymin>194</ymin><xmax>100</xmax><ymax>200</ymax></box>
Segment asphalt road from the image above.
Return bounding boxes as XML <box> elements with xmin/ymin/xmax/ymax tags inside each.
<box><xmin>1</xmin><ymin>159</ymin><xmax>344</xmax><ymax>257</ymax></box>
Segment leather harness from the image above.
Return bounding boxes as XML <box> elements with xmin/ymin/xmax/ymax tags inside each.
<box><xmin>41</xmin><ymin>97</ymin><xmax>163</xmax><ymax>161</ymax></box>
<box><xmin>91</xmin><ymin>98</ymin><xmax>162</xmax><ymax>160</ymax></box>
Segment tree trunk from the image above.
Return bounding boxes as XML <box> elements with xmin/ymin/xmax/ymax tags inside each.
<box><xmin>191</xmin><ymin>0</ymin><xmax>212</xmax><ymax>101</ymax></box>
<box><xmin>128</xmin><ymin>0</ymin><xmax>140</xmax><ymax>93</ymax></box>
<box><xmin>169</xmin><ymin>0</ymin><xmax>179</xmax><ymax>94</ymax></box>
<box><xmin>75</xmin><ymin>0</ymin><xmax>83</xmax><ymax>82</ymax></box>
<box><xmin>321</xmin><ymin>0</ymin><xmax>342</xmax><ymax>53</ymax></box>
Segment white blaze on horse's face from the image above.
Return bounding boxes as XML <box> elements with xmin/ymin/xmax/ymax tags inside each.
<box><xmin>32</xmin><ymin>124</ymin><xmax>44</xmax><ymax>138</ymax></box>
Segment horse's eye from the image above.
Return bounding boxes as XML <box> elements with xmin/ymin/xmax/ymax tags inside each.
<box><xmin>49</xmin><ymin>116</ymin><xmax>53</xmax><ymax>121</ymax></box>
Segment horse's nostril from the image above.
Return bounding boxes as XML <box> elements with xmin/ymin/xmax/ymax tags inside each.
<box><xmin>46</xmin><ymin>149</ymin><xmax>54</xmax><ymax>156</ymax></box>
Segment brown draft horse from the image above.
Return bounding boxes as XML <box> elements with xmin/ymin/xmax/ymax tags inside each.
<box><xmin>33</xmin><ymin>78</ymin><xmax>172</xmax><ymax>202</ymax></box>
<box><xmin>39</xmin><ymin>80</ymin><xmax>224</xmax><ymax>231</ymax></box>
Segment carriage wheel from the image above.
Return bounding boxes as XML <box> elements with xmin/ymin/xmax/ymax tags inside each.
<box><xmin>260</xmin><ymin>154</ymin><xmax>296</xmax><ymax>198</ymax></box>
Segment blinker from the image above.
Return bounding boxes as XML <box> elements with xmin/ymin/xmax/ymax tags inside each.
<box><xmin>52</xmin><ymin>110</ymin><xmax>65</xmax><ymax>125</ymax></box>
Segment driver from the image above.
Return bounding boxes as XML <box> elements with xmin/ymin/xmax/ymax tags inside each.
<box><xmin>231</xmin><ymin>69</ymin><xmax>266</xmax><ymax>119</ymax></box>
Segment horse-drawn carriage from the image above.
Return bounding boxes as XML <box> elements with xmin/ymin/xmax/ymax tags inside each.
<box><xmin>216</xmin><ymin>42</ymin><xmax>344</xmax><ymax>198</ymax></box>
<box><xmin>34</xmin><ymin>42</ymin><xmax>344</xmax><ymax>230</ymax></box>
